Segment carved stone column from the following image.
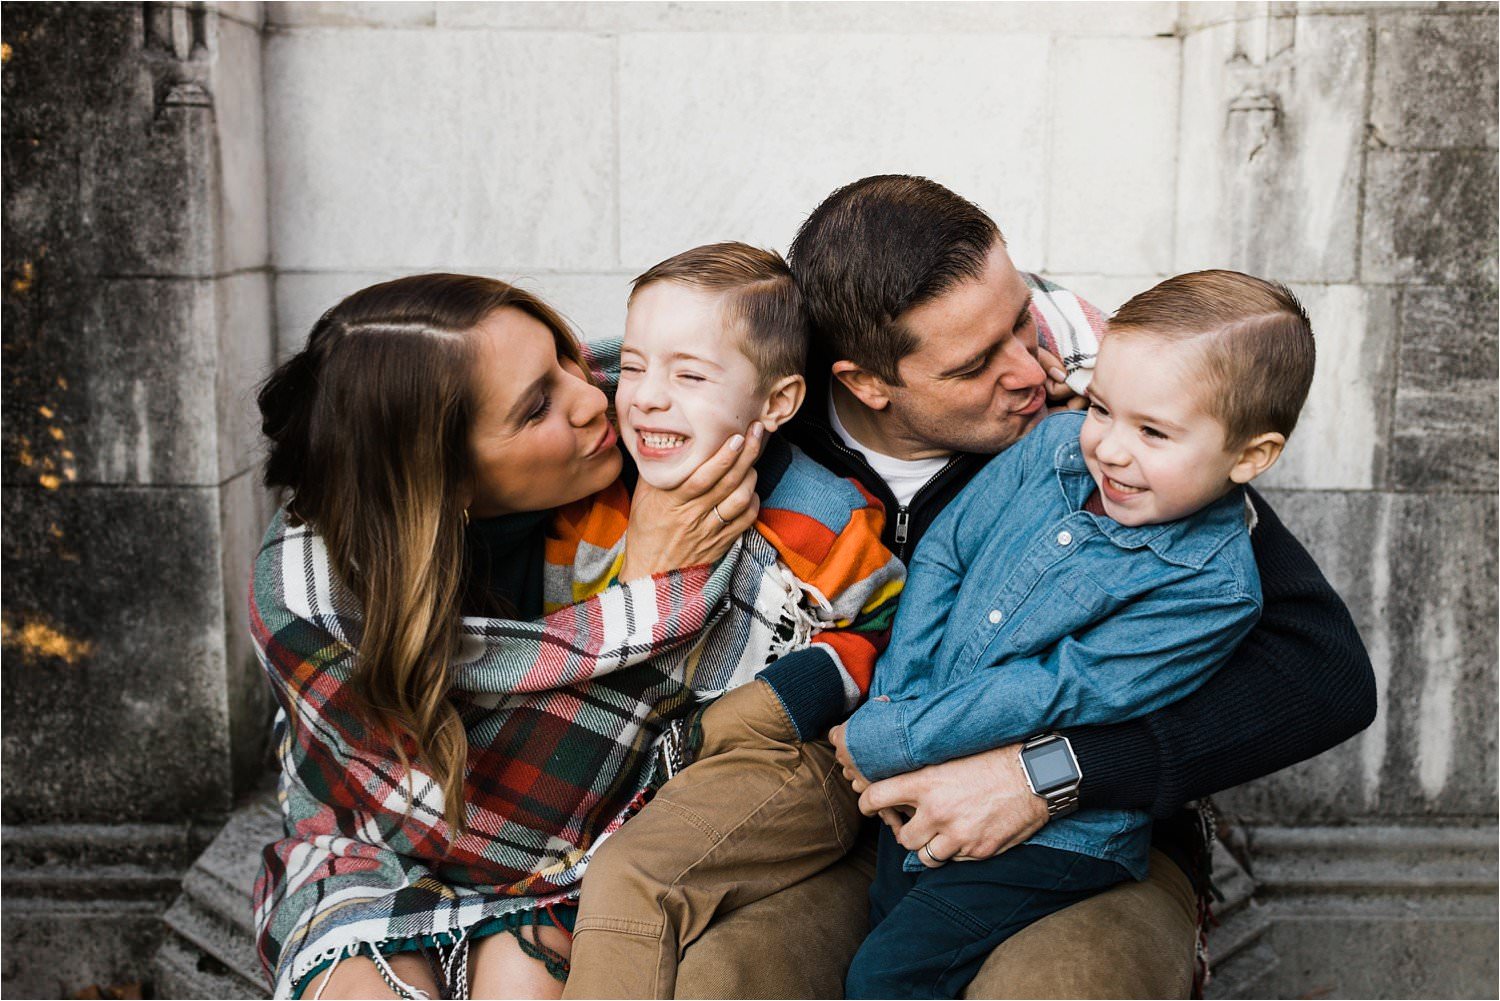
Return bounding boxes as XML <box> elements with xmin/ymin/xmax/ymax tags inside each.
<box><xmin>1</xmin><ymin>4</ymin><xmax>274</xmax><ymax>995</ymax></box>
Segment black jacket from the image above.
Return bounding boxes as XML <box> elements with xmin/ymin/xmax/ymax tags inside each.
<box><xmin>784</xmin><ymin>376</ymin><xmax>1377</xmax><ymax>827</ymax></box>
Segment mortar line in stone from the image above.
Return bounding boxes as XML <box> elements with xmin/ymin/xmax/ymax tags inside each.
<box><xmin>95</xmin><ymin>267</ymin><xmax>273</xmax><ymax>282</ymax></box>
<box><xmin>274</xmin><ymin>267</ymin><xmax>645</xmax><ymax>278</ymax></box>
<box><xmin>1378</xmin><ymin>286</ymin><xmax>1408</xmax><ymax>492</ymax></box>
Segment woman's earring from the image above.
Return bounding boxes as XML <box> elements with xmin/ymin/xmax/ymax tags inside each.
<box><xmin>462</xmin><ymin>508</ymin><xmax>470</xmax><ymax>526</ymax></box>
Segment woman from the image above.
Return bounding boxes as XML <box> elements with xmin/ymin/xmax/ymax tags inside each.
<box><xmin>252</xmin><ymin>274</ymin><xmax>763</xmax><ymax>998</ymax></box>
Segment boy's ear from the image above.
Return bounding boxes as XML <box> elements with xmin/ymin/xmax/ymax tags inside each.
<box><xmin>832</xmin><ymin>360</ymin><xmax>893</xmax><ymax>411</ymax></box>
<box><xmin>1228</xmin><ymin>432</ymin><xmax>1286</xmax><ymax>484</ymax></box>
<box><xmin>758</xmin><ymin>374</ymin><xmax>807</xmax><ymax>431</ymax></box>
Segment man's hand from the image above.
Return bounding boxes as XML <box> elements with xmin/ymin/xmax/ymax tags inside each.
<box><xmin>1037</xmin><ymin>346</ymin><xmax>1087</xmax><ymax>412</ymax></box>
<box><xmin>857</xmin><ymin>743</ymin><xmax>1050</xmax><ymax>868</ymax></box>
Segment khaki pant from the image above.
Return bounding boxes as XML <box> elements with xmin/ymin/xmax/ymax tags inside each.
<box><xmin>565</xmin><ymin>678</ymin><xmax>861</xmax><ymax>999</ymax></box>
<box><xmin>570</xmin><ymin>678</ymin><xmax>1199</xmax><ymax>999</ymax></box>
<box><xmin>672</xmin><ymin>841</ymin><xmax>1198</xmax><ymax>999</ymax></box>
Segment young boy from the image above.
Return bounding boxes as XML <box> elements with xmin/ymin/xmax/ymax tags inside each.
<box><xmin>837</xmin><ymin>270</ymin><xmax>1316</xmax><ymax>999</ymax></box>
<box><xmin>552</xmin><ymin>243</ymin><xmax>906</xmax><ymax>997</ymax></box>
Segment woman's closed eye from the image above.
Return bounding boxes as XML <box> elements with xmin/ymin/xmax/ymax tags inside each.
<box><xmin>527</xmin><ymin>393</ymin><xmax>552</xmax><ymax>423</ymax></box>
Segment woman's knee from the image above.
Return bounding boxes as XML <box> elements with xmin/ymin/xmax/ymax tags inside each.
<box><xmin>301</xmin><ymin>953</ymin><xmax>438</xmax><ymax>1000</ymax></box>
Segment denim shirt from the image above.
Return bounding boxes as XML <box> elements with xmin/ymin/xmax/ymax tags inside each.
<box><xmin>843</xmin><ymin>411</ymin><xmax>1262</xmax><ymax>878</ymax></box>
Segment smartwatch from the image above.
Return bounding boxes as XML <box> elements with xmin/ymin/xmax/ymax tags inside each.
<box><xmin>1018</xmin><ymin>733</ymin><xmax>1082</xmax><ymax>818</ymax></box>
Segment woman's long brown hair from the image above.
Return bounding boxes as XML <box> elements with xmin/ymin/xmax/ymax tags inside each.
<box><xmin>258</xmin><ymin>274</ymin><xmax>588</xmax><ymax>835</ymax></box>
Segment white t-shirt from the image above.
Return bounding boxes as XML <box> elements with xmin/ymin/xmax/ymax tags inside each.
<box><xmin>828</xmin><ymin>395</ymin><xmax>950</xmax><ymax>509</ymax></box>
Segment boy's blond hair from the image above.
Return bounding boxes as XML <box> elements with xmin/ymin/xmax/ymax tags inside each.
<box><xmin>631</xmin><ymin>242</ymin><xmax>809</xmax><ymax>391</ymax></box>
<box><xmin>1109</xmin><ymin>270</ymin><xmax>1315</xmax><ymax>446</ymax></box>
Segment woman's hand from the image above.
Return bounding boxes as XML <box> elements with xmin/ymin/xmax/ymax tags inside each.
<box><xmin>618</xmin><ymin>423</ymin><xmax>765</xmax><ymax>582</ymax></box>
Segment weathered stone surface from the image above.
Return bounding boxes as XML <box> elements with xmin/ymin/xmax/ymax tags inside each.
<box><xmin>618</xmin><ymin>32</ymin><xmax>1050</xmax><ymax>270</ymax></box>
<box><xmin>220</xmin><ymin>470</ymin><xmax>277</xmax><ymax>792</ymax></box>
<box><xmin>1389</xmin><ymin>284</ymin><xmax>1499</xmax><ymax>490</ymax></box>
<box><xmin>1220</xmin><ymin>490</ymin><xmax>1498</xmax><ymax>823</ymax></box>
<box><xmin>264</xmin><ymin>30</ymin><xmax>615</xmax><ymax>271</ymax></box>
<box><xmin>1362</xmin><ymin>150</ymin><xmax>1500</xmax><ymax>286</ymax></box>
<box><xmin>4</xmin><ymin>278</ymin><xmax>220</xmax><ymax>488</ymax></box>
<box><xmin>1258</xmin><ymin>284</ymin><xmax>1398</xmax><ymax>491</ymax></box>
<box><xmin>215</xmin><ymin>271</ymin><xmax>276</xmax><ymax>481</ymax></box>
<box><xmin>211</xmin><ymin>17</ymin><xmax>271</xmax><ymax>274</ymax></box>
<box><xmin>1</xmin><ymin>485</ymin><xmax>235</xmax><ymax>824</ymax></box>
<box><xmin>1048</xmin><ymin>37</ymin><xmax>1179</xmax><ymax>275</ymax></box>
<box><xmin>1371</xmin><ymin>12</ymin><xmax>1499</xmax><ymax>150</ymax></box>
<box><xmin>1261</xmin><ymin>913</ymin><xmax>1497</xmax><ymax>1000</ymax></box>
<box><xmin>269</xmin><ymin>2</ymin><xmax>437</xmax><ymax>28</ymax></box>
<box><xmin>1</xmin><ymin>899</ymin><xmax>172</xmax><ymax>999</ymax></box>
<box><xmin>1175</xmin><ymin>16</ymin><xmax>1368</xmax><ymax>282</ymax></box>
<box><xmin>431</xmin><ymin>1</ymin><xmax>1179</xmax><ymax>34</ymax></box>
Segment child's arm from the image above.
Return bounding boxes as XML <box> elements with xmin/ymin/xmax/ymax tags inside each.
<box><xmin>837</xmin><ymin>425</ymin><xmax>1053</xmax><ymax>772</ymax></box>
<box><xmin>844</xmin><ymin>576</ymin><xmax>1261</xmax><ymax>781</ymax></box>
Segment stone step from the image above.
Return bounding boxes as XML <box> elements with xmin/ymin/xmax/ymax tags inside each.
<box><xmin>149</xmin><ymin>796</ymin><xmax>280</xmax><ymax>999</ymax></box>
<box><xmin>1204</xmin><ymin>940</ymin><xmax>1282</xmax><ymax>1000</ymax></box>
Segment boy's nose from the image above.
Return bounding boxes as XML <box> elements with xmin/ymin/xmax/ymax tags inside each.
<box><xmin>1095</xmin><ymin>430</ymin><xmax>1131</xmax><ymax>466</ymax></box>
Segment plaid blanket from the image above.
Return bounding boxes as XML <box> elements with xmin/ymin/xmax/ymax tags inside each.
<box><xmin>250</xmin><ymin>513</ymin><xmax>740</xmax><ymax>996</ymax></box>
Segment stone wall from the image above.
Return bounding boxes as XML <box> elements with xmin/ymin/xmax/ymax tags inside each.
<box><xmin>1</xmin><ymin>1</ymin><xmax>1495</xmax><ymax>997</ymax></box>
<box><xmin>1</xmin><ymin>3</ymin><xmax>275</xmax><ymax>996</ymax></box>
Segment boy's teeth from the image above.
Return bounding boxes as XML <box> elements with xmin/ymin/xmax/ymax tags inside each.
<box><xmin>642</xmin><ymin>432</ymin><xmax>687</xmax><ymax>449</ymax></box>
<box><xmin>1108</xmin><ymin>477</ymin><xmax>1143</xmax><ymax>494</ymax></box>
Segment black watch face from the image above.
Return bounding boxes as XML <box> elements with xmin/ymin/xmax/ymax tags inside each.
<box><xmin>1025</xmin><ymin>741</ymin><xmax>1080</xmax><ymax>792</ymax></box>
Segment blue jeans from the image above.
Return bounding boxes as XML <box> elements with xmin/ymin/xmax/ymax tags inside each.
<box><xmin>846</xmin><ymin>827</ymin><xmax>1131</xmax><ymax>999</ymax></box>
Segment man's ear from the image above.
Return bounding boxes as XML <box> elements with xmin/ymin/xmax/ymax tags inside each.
<box><xmin>758</xmin><ymin>374</ymin><xmax>807</xmax><ymax>431</ymax></box>
<box><xmin>832</xmin><ymin>360</ymin><xmax>893</xmax><ymax>411</ymax></box>
<box><xmin>1228</xmin><ymin>432</ymin><xmax>1286</xmax><ymax>484</ymax></box>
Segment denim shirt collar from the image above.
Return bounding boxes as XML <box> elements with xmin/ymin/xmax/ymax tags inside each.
<box><xmin>1051</xmin><ymin>437</ymin><xmax>1251</xmax><ymax>570</ymax></box>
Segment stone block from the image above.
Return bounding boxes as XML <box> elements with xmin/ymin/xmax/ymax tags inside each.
<box><xmin>1</xmin><ymin>485</ymin><xmax>235</xmax><ymax>824</ymax></box>
<box><xmin>1175</xmin><ymin>16</ymin><xmax>1367</xmax><ymax>283</ymax></box>
<box><xmin>1260</xmin><ymin>912</ymin><xmax>1497</xmax><ymax>999</ymax></box>
<box><xmin>437</xmin><ymin>1</ymin><xmax>1178</xmax><ymax>35</ymax></box>
<box><xmin>1220</xmin><ymin>491</ymin><xmax>1498</xmax><ymax>823</ymax></box>
<box><xmin>215</xmin><ymin>272</ymin><xmax>276</xmax><ymax>482</ymax></box>
<box><xmin>3</xmin><ymin>278</ymin><xmax>223</xmax><ymax>488</ymax></box>
<box><xmin>1389</xmin><ymin>284</ymin><xmax>1499</xmax><ymax>490</ymax></box>
<box><xmin>1362</xmin><ymin>150</ymin><xmax>1499</xmax><ymax>286</ymax></box>
<box><xmin>265</xmin><ymin>31</ymin><xmax>615</xmax><ymax>271</ymax></box>
<box><xmin>211</xmin><ymin>17</ymin><xmax>271</xmax><ymax>274</ymax></box>
<box><xmin>1371</xmin><ymin>13</ymin><xmax>1499</xmax><ymax>150</ymax></box>
<box><xmin>618</xmin><ymin>33</ymin><xmax>1051</xmax><ymax>271</ymax></box>
<box><xmin>1</xmin><ymin>899</ymin><xmax>170</xmax><ymax>999</ymax></box>
<box><xmin>1048</xmin><ymin>37</ymin><xmax>1179</xmax><ymax>275</ymax></box>
<box><xmin>210</xmin><ymin>3</ymin><xmax>266</xmax><ymax>30</ymax></box>
<box><xmin>1258</xmin><ymin>284</ymin><xmax>1398</xmax><ymax>491</ymax></box>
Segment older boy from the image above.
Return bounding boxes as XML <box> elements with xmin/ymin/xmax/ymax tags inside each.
<box><xmin>559</xmin><ymin>243</ymin><xmax>905</xmax><ymax>998</ymax></box>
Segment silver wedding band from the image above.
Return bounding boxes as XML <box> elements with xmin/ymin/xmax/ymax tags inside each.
<box><xmin>712</xmin><ymin>503</ymin><xmax>728</xmax><ymax>526</ymax></box>
<box><xmin>920</xmin><ymin>842</ymin><xmax>950</xmax><ymax>865</ymax></box>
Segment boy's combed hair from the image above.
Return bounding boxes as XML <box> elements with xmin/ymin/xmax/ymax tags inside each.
<box><xmin>1110</xmin><ymin>270</ymin><xmax>1315</xmax><ymax>446</ymax></box>
<box><xmin>787</xmin><ymin>174</ymin><xmax>1001</xmax><ymax>386</ymax></box>
<box><xmin>631</xmin><ymin>242</ymin><xmax>808</xmax><ymax>390</ymax></box>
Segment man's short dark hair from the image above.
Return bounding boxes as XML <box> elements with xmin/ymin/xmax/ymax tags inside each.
<box><xmin>631</xmin><ymin>242</ymin><xmax>807</xmax><ymax>392</ymax></box>
<box><xmin>787</xmin><ymin>175</ymin><xmax>1002</xmax><ymax>385</ymax></box>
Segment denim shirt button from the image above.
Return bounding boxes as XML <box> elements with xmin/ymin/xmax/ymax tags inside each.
<box><xmin>1056</xmin><ymin>530</ymin><xmax>1073</xmax><ymax>546</ymax></box>
<box><xmin>988</xmin><ymin>609</ymin><xmax>1003</xmax><ymax>625</ymax></box>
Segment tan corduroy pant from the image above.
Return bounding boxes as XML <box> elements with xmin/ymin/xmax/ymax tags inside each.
<box><xmin>564</xmin><ymin>678</ymin><xmax>861</xmax><ymax>1000</ymax></box>
<box><xmin>568</xmin><ymin>677</ymin><xmax>1198</xmax><ymax>999</ymax></box>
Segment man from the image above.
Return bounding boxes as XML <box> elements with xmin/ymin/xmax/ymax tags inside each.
<box><xmin>674</xmin><ymin>175</ymin><xmax>1375</xmax><ymax>997</ymax></box>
